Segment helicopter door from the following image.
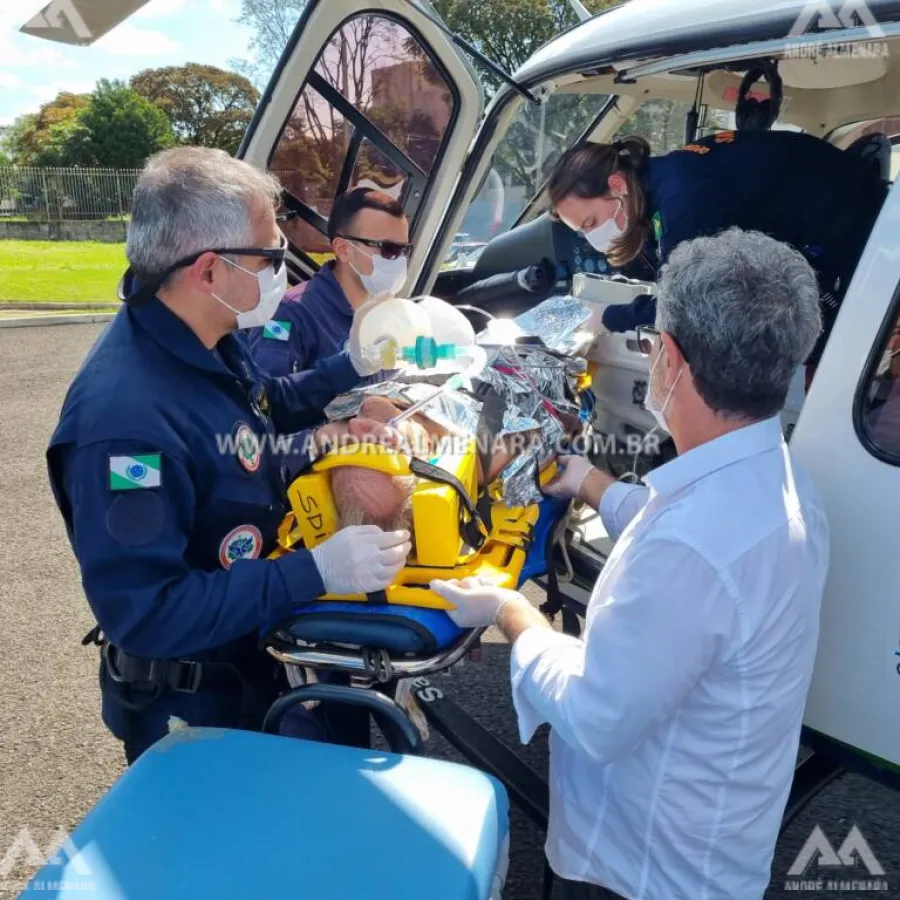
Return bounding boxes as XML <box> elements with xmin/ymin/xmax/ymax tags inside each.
<box><xmin>790</xmin><ymin>178</ymin><xmax>900</xmax><ymax>772</ymax></box>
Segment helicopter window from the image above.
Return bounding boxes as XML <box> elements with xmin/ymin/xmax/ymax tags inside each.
<box><xmin>453</xmin><ymin>92</ymin><xmax>612</xmax><ymax>250</ymax></box>
<box><xmin>268</xmin><ymin>13</ymin><xmax>458</xmax><ymax>265</ymax></box>
<box><xmin>858</xmin><ymin>308</ymin><xmax>900</xmax><ymax>463</ymax></box>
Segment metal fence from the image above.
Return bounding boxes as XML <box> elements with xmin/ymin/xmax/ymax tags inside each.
<box><xmin>0</xmin><ymin>167</ymin><xmax>141</xmax><ymax>222</ymax></box>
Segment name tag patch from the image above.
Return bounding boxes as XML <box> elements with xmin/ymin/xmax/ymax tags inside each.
<box><xmin>109</xmin><ymin>454</ymin><xmax>162</xmax><ymax>490</ymax></box>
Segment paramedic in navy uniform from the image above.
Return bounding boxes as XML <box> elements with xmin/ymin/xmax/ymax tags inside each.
<box><xmin>46</xmin><ymin>147</ymin><xmax>411</xmax><ymax>764</ymax></box>
<box><xmin>247</xmin><ymin>186</ymin><xmax>411</xmax><ymax>379</ymax></box>
<box><xmin>247</xmin><ymin>187</ymin><xmax>410</xmax><ymax>473</ymax></box>
<box><xmin>548</xmin><ymin>128</ymin><xmax>887</xmax><ymax>368</ymax></box>
<box><xmin>432</xmin><ymin>230</ymin><xmax>831</xmax><ymax>900</ymax></box>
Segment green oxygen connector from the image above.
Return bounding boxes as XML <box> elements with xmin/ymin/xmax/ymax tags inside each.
<box><xmin>399</xmin><ymin>336</ymin><xmax>460</xmax><ymax>370</ymax></box>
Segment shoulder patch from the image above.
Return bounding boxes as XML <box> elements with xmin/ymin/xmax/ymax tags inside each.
<box><xmin>651</xmin><ymin>211</ymin><xmax>663</xmax><ymax>244</ymax></box>
<box><xmin>219</xmin><ymin>525</ymin><xmax>263</xmax><ymax>569</ymax></box>
<box><xmin>109</xmin><ymin>454</ymin><xmax>161</xmax><ymax>490</ymax></box>
<box><xmin>263</xmin><ymin>320</ymin><xmax>291</xmax><ymax>341</ymax></box>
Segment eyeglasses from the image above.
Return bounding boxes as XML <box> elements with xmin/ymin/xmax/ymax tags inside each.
<box><xmin>121</xmin><ymin>233</ymin><xmax>289</xmax><ymax>304</ymax></box>
<box><xmin>636</xmin><ymin>324</ymin><xmax>691</xmax><ymax>363</ymax></box>
<box><xmin>160</xmin><ymin>232</ymin><xmax>288</xmax><ymax>281</ymax></box>
<box><xmin>336</xmin><ymin>235</ymin><xmax>413</xmax><ymax>260</ymax></box>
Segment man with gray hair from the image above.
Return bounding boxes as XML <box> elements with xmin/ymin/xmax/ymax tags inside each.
<box><xmin>47</xmin><ymin>147</ymin><xmax>409</xmax><ymax>763</ymax></box>
<box><xmin>431</xmin><ymin>229</ymin><xmax>831</xmax><ymax>900</ymax></box>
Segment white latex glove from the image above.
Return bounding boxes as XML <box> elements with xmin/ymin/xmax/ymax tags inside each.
<box><xmin>542</xmin><ymin>454</ymin><xmax>595</xmax><ymax>502</ymax></box>
<box><xmin>311</xmin><ymin>526</ymin><xmax>411</xmax><ymax>595</ymax></box>
<box><xmin>429</xmin><ymin>576</ymin><xmax>526</xmax><ymax>628</ymax></box>
<box><xmin>348</xmin><ymin>295</ymin><xmax>392</xmax><ymax>376</ymax></box>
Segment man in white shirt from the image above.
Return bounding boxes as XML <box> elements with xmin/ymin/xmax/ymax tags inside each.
<box><xmin>431</xmin><ymin>227</ymin><xmax>831</xmax><ymax>900</ymax></box>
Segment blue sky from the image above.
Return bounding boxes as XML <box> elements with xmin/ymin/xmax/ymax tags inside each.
<box><xmin>0</xmin><ymin>0</ymin><xmax>258</xmax><ymax>126</ymax></box>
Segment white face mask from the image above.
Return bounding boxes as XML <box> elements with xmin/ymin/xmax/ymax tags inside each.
<box><xmin>213</xmin><ymin>255</ymin><xmax>287</xmax><ymax>330</ymax></box>
<box><xmin>349</xmin><ymin>245</ymin><xmax>408</xmax><ymax>300</ymax></box>
<box><xmin>585</xmin><ymin>197</ymin><xmax>627</xmax><ymax>255</ymax></box>
<box><xmin>645</xmin><ymin>342</ymin><xmax>683</xmax><ymax>434</ymax></box>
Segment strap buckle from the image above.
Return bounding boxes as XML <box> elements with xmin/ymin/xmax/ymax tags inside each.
<box><xmin>159</xmin><ymin>659</ymin><xmax>203</xmax><ymax>694</ymax></box>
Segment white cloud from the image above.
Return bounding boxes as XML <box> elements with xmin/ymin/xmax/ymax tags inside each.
<box><xmin>93</xmin><ymin>23</ymin><xmax>180</xmax><ymax>56</ymax></box>
<box><xmin>0</xmin><ymin>73</ymin><xmax>24</xmax><ymax>90</ymax></box>
<box><xmin>134</xmin><ymin>0</ymin><xmax>188</xmax><ymax>20</ymax></box>
<box><xmin>0</xmin><ymin>32</ymin><xmax>72</xmax><ymax>68</ymax></box>
<box><xmin>30</xmin><ymin>79</ymin><xmax>95</xmax><ymax>101</ymax></box>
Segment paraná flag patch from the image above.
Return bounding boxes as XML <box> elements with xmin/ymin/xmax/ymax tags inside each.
<box><xmin>263</xmin><ymin>320</ymin><xmax>291</xmax><ymax>341</ymax></box>
<box><xmin>109</xmin><ymin>454</ymin><xmax>162</xmax><ymax>490</ymax></box>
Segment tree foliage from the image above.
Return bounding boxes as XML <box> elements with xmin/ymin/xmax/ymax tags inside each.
<box><xmin>429</xmin><ymin>0</ymin><xmax>616</xmax><ymax>91</ymax></box>
<box><xmin>67</xmin><ymin>80</ymin><xmax>176</xmax><ymax>168</ymax></box>
<box><xmin>232</xmin><ymin>0</ymin><xmax>307</xmax><ymax>86</ymax></box>
<box><xmin>4</xmin><ymin>81</ymin><xmax>175</xmax><ymax>168</ymax></box>
<box><xmin>6</xmin><ymin>92</ymin><xmax>91</xmax><ymax>165</ymax></box>
<box><xmin>131</xmin><ymin>63</ymin><xmax>260</xmax><ymax>155</ymax></box>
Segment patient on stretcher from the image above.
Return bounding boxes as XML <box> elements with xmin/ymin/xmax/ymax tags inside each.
<box><xmin>329</xmin><ymin>394</ymin><xmax>545</xmax><ymax>533</ymax></box>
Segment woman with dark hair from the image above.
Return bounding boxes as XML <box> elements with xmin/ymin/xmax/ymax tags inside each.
<box><xmin>547</xmin><ymin>129</ymin><xmax>888</xmax><ymax>366</ymax></box>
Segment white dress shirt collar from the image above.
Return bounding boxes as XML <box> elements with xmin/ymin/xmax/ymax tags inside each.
<box><xmin>644</xmin><ymin>415</ymin><xmax>784</xmax><ymax>499</ymax></box>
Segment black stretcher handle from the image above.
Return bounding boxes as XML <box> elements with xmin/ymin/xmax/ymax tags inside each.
<box><xmin>262</xmin><ymin>684</ymin><xmax>424</xmax><ymax>755</ymax></box>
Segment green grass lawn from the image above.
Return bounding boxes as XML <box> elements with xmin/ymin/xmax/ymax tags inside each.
<box><xmin>0</xmin><ymin>240</ymin><xmax>126</xmax><ymax>304</ymax></box>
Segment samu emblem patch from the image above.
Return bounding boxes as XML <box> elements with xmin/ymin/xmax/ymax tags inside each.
<box><xmin>218</xmin><ymin>525</ymin><xmax>263</xmax><ymax>569</ymax></box>
<box><xmin>234</xmin><ymin>422</ymin><xmax>261</xmax><ymax>473</ymax></box>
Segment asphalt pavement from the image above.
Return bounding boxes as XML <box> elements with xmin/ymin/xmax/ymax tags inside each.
<box><xmin>1</xmin><ymin>322</ymin><xmax>899</xmax><ymax>899</ymax></box>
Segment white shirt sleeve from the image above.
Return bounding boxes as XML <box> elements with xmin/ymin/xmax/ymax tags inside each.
<box><xmin>510</xmin><ymin>535</ymin><xmax>737</xmax><ymax>758</ymax></box>
<box><xmin>599</xmin><ymin>482</ymin><xmax>649</xmax><ymax>540</ymax></box>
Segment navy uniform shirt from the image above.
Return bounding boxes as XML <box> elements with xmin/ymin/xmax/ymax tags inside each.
<box><xmin>246</xmin><ymin>262</ymin><xmax>391</xmax><ymax>475</ymax></box>
<box><xmin>47</xmin><ymin>297</ymin><xmax>362</xmax><ymax>660</ymax></box>
<box><xmin>603</xmin><ymin>129</ymin><xmax>888</xmax><ymax>346</ymax></box>
<box><xmin>248</xmin><ymin>262</ymin><xmax>360</xmax><ymax>378</ymax></box>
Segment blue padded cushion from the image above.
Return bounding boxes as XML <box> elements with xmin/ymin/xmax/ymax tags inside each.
<box><xmin>22</xmin><ymin>728</ymin><xmax>509</xmax><ymax>900</ymax></box>
<box><xmin>518</xmin><ymin>497</ymin><xmax>570</xmax><ymax>585</ymax></box>
<box><xmin>283</xmin><ymin>602</ymin><xmax>465</xmax><ymax>656</ymax></box>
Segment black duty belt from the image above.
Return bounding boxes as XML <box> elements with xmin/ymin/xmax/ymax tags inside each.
<box><xmin>102</xmin><ymin>642</ymin><xmax>204</xmax><ymax>694</ymax></box>
<box><xmin>83</xmin><ymin>624</ymin><xmax>237</xmax><ymax>697</ymax></box>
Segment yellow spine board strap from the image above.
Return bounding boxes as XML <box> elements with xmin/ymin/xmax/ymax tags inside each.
<box><xmin>408</xmin><ymin>456</ymin><xmax>488</xmax><ymax>550</ymax></box>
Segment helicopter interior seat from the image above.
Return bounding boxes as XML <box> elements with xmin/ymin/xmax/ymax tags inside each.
<box><xmin>844</xmin><ymin>132</ymin><xmax>893</xmax><ymax>186</ymax></box>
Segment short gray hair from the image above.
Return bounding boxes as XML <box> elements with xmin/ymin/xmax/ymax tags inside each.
<box><xmin>126</xmin><ymin>146</ymin><xmax>283</xmax><ymax>282</ymax></box>
<box><xmin>657</xmin><ymin>228</ymin><xmax>823</xmax><ymax>420</ymax></box>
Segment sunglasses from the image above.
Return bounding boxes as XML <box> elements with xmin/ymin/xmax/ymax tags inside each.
<box><xmin>636</xmin><ymin>324</ymin><xmax>691</xmax><ymax>363</ymax></box>
<box><xmin>163</xmin><ymin>232</ymin><xmax>288</xmax><ymax>280</ymax></box>
<box><xmin>337</xmin><ymin>235</ymin><xmax>413</xmax><ymax>261</ymax></box>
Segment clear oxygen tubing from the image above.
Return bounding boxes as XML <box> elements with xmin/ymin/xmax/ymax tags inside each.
<box><xmin>385</xmin><ymin>345</ymin><xmax>488</xmax><ymax>428</ymax></box>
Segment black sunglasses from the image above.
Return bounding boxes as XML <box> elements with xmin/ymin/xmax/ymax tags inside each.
<box><xmin>336</xmin><ymin>234</ymin><xmax>413</xmax><ymax>261</ymax></box>
<box><xmin>636</xmin><ymin>325</ymin><xmax>691</xmax><ymax>364</ymax></box>
<box><xmin>121</xmin><ymin>234</ymin><xmax>288</xmax><ymax>304</ymax></box>
<box><xmin>158</xmin><ymin>232</ymin><xmax>288</xmax><ymax>282</ymax></box>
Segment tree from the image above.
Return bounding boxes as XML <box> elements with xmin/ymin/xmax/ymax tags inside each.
<box><xmin>6</xmin><ymin>92</ymin><xmax>91</xmax><ymax>164</ymax></box>
<box><xmin>69</xmin><ymin>80</ymin><xmax>176</xmax><ymax>168</ymax></box>
<box><xmin>429</xmin><ymin>0</ymin><xmax>616</xmax><ymax>92</ymax></box>
<box><xmin>131</xmin><ymin>63</ymin><xmax>260</xmax><ymax>155</ymax></box>
<box><xmin>232</xmin><ymin>0</ymin><xmax>307</xmax><ymax>86</ymax></box>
